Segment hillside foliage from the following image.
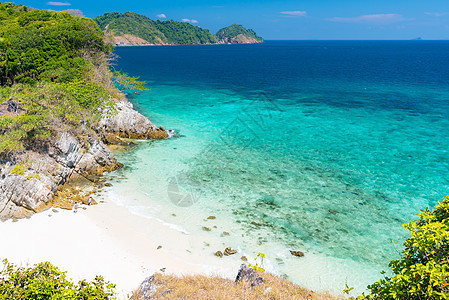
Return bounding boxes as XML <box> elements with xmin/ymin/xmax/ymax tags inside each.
<box><xmin>94</xmin><ymin>11</ymin><xmax>263</xmax><ymax>45</ymax></box>
<box><xmin>94</xmin><ymin>11</ymin><xmax>166</xmax><ymax>44</ymax></box>
<box><xmin>0</xmin><ymin>2</ymin><xmax>120</xmax><ymax>156</ymax></box>
<box><xmin>95</xmin><ymin>11</ymin><xmax>217</xmax><ymax>45</ymax></box>
<box><xmin>361</xmin><ymin>196</ymin><xmax>449</xmax><ymax>299</ymax></box>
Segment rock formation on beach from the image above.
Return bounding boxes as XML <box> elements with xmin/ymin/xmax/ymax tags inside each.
<box><xmin>0</xmin><ymin>100</ymin><xmax>166</xmax><ymax>220</ymax></box>
<box><xmin>0</xmin><ymin>3</ymin><xmax>170</xmax><ymax>220</ymax></box>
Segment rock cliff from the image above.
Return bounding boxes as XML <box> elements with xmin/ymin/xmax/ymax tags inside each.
<box><xmin>0</xmin><ymin>100</ymin><xmax>167</xmax><ymax>220</ymax></box>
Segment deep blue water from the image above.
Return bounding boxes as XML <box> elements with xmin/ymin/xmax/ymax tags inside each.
<box><xmin>108</xmin><ymin>41</ymin><xmax>449</xmax><ymax>294</ymax></box>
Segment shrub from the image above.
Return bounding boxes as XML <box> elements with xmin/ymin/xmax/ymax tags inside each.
<box><xmin>360</xmin><ymin>196</ymin><xmax>449</xmax><ymax>299</ymax></box>
<box><xmin>0</xmin><ymin>259</ymin><xmax>116</xmax><ymax>299</ymax></box>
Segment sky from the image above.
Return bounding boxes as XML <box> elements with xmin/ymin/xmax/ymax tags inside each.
<box><xmin>16</xmin><ymin>0</ymin><xmax>449</xmax><ymax>39</ymax></box>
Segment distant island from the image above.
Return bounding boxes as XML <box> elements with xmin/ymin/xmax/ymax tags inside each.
<box><xmin>94</xmin><ymin>11</ymin><xmax>263</xmax><ymax>46</ymax></box>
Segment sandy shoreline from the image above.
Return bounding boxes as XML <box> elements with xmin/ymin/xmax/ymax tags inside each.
<box><xmin>0</xmin><ymin>198</ymin><xmax>241</xmax><ymax>299</ymax></box>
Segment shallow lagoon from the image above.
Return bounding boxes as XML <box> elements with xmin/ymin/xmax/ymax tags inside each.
<box><xmin>106</xmin><ymin>41</ymin><xmax>449</xmax><ymax>293</ymax></box>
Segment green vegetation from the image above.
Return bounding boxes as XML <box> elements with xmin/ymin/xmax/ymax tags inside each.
<box><xmin>94</xmin><ymin>12</ymin><xmax>263</xmax><ymax>45</ymax></box>
<box><xmin>113</xmin><ymin>70</ymin><xmax>149</xmax><ymax>91</ymax></box>
<box><xmin>95</xmin><ymin>11</ymin><xmax>217</xmax><ymax>45</ymax></box>
<box><xmin>361</xmin><ymin>196</ymin><xmax>449</xmax><ymax>299</ymax></box>
<box><xmin>10</xmin><ymin>163</ymin><xmax>25</xmax><ymax>175</ymax></box>
<box><xmin>0</xmin><ymin>2</ymin><xmax>120</xmax><ymax>156</ymax></box>
<box><xmin>94</xmin><ymin>11</ymin><xmax>166</xmax><ymax>44</ymax></box>
<box><xmin>153</xmin><ymin>19</ymin><xmax>216</xmax><ymax>44</ymax></box>
<box><xmin>248</xmin><ymin>252</ymin><xmax>266</xmax><ymax>272</ymax></box>
<box><xmin>0</xmin><ymin>259</ymin><xmax>116</xmax><ymax>299</ymax></box>
<box><xmin>215</xmin><ymin>24</ymin><xmax>263</xmax><ymax>43</ymax></box>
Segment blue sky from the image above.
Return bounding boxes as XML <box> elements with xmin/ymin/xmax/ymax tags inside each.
<box><xmin>19</xmin><ymin>0</ymin><xmax>449</xmax><ymax>39</ymax></box>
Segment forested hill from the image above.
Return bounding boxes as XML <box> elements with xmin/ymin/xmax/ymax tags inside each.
<box><xmin>94</xmin><ymin>11</ymin><xmax>216</xmax><ymax>45</ymax></box>
<box><xmin>215</xmin><ymin>24</ymin><xmax>263</xmax><ymax>44</ymax></box>
<box><xmin>94</xmin><ymin>11</ymin><xmax>263</xmax><ymax>45</ymax></box>
<box><xmin>0</xmin><ymin>2</ymin><xmax>116</xmax><ymax>154</ymax></box>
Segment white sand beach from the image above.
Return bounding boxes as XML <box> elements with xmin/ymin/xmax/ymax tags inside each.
<box><xmin>0</xmin><ymin>199</ymin><xmax>241</xmax><ymax>299</ymax></box>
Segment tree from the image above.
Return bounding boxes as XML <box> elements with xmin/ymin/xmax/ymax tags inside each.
<box><xmin>360</xmin><ymin>196</ymin><xmax>449</xmax><ymax>299</ymax></box>
<box><xmin>112</xmin><ymin>70</ymin><xmax>149</xmax><ymax>91</ymax></box>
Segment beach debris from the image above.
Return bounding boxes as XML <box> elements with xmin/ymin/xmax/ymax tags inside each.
<box><xmin>104</xmin><ymin>183</ymin><xmax>113</xmax><ymax>187</ymax></box>
<box><xmin>52</xmin><ymin>209</ymin><xmax>59</xmax><ymax>213</ymax></box>
<box><xmin>215</xmin><ymin>251</ymin><xmax>223</xmax><ymax>258</ymax></box>
<box><xmin>222</xmin><ymin>231</ymin><xmax>230</xmax><ymax>236</ymax></box>
<box><xmin>289</xmin><ymin>250</ymin><xmax>305</xmax><ymax>257</ymax></box>
<box><xmin>160</xmin><ymin>268</ymin><xmax>166</xmax><ymax>272</ymax></box>
<box><xmin>241</xmin><ymin>256</ymin><xmax>247</xmax><ymax>261</ymax></box>
<box><xmin>207</xmin><ymin>216</ymin><xmax>216</xmax><ymax>220</ymax></box>
<box><xmin>202</xmin><ymin>226</ymin><xmax>211</xmax><ymax>232</ymax></box>
<box><xmin>157</xmin><ymin>245</ymin><xmax>162</xmax><ymax>250</ymax></box>
<box><xmin>329</xmin><ymin>209</ymin><xmax>337</xmax><ymax>214</ymax></box>
<box><xmin>224</xmin><ymin>247</ymin><xmax>237</xmax><ymax>256</ymax></box>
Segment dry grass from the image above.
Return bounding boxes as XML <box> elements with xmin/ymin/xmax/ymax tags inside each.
<box><xmin>132</xmin><ymin>272</ymin><xmax>344</xmax><ymax>300</ymax></box>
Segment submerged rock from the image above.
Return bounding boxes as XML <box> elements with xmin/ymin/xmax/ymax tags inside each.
<box><xmin>289</xmin><ymin>250</ymin><xmax>305</xmax><ymax>257</ymax></box>
<box><xmin>224</xmin><ymin>247</ymin><xmax>237</xmax><ymax>256</ymax></box>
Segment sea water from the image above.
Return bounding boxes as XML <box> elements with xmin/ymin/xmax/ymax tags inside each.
<box><xmin>103</xmin><ymin>41</ymin><xmax>449</xmax><ymax>294</ymax></box>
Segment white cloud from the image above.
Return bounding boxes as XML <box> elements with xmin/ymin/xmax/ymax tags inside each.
<box><xmin>182</xmin><ymin>18</ymin><xmax>198</xmax><ymax>24</ymax></box>
<box><xmin>280</xmin><ymin>11</ymin><xmax>307</xmax><ymax>17</ymax></box>
<box><xmin>47</xmin><ymin>1</ymin><xmax>71</xmax><ymax>6</ymax></box>
<box><xmin>157</xmin><ymin>13</ymin><xmax>166</xmax><ymax>18</ymax></box>
<box><xmin>328</xmin><ymin>14</ymin><xmax>406</xmax><ymax>25</ymax></box>
<box><xmin>425</xmin><ymin>12</ymin><xmax>448</xmax><ymax>17</ymax></box>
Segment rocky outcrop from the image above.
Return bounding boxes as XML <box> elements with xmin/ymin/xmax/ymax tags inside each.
<box><xmin>220</xmin><ymin>34</ymin><xmax>262</xmax><ymax>44</ymax></box>
<box><xmin>235</xmin><ymin>264</ymin><xmax>264</xmax><ymax>287</ymax></box>
<box><xmin>0</xmin><ymin>132</ymin><xmax>122</xmax><ymax>220</ymax></box>
<box><xmin>131</xmin><ymin>275</ymin><xmax>158</xmax><ymax>299</ymax></box>
<box><xmin>0</xmin><ymin>159</ymin><xmax>57</xmax><ymax>219</ymax></box>
<box><xmin>112</xmin><ymin>34</ymin><xmax>166</xmax><ymax>46</ymax></box>
<box><xmin>100</xmin><ymin>101</ymin><xmax>169</xmax><ymax>139</ymax></box>
<box><xmin>0</xmin><ymin>100</ymin><xmax>162</xmax><ymax>220</ymax></box>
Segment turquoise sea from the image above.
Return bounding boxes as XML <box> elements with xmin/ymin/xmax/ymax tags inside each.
<box><xmin>105</xmin><ymin>41</ymin><xmax>449</xmax><ymax>294</ymax></box>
